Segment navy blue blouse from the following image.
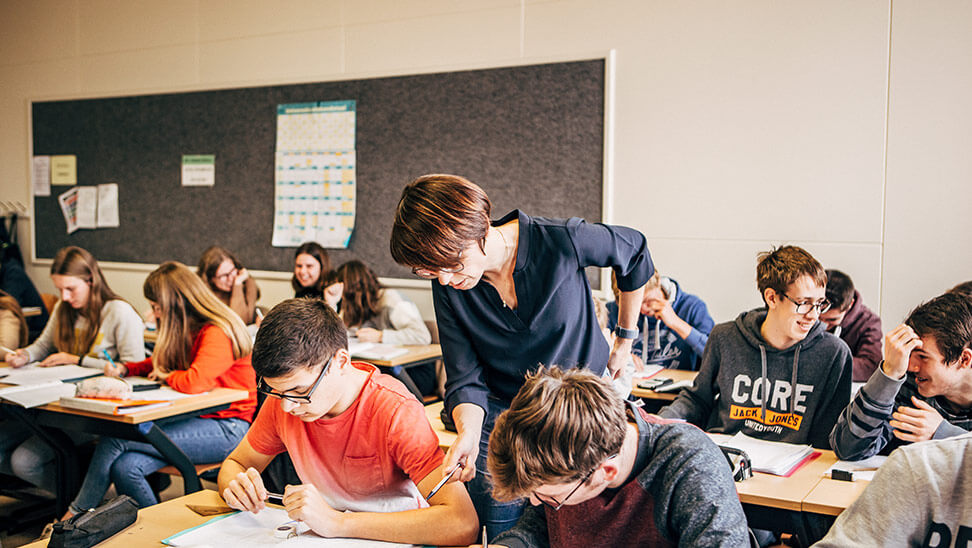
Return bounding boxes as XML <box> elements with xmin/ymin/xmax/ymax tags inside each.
<box><xmin>433</xmin><ymin>210</ymin><xmax>654</xmax><ymax>413</ymax></box>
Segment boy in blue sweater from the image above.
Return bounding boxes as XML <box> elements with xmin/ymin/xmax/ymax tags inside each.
<box><xmin>607</xmin><ymin>271</ymin><xmax>714</xmax><ymax>370</ymax></box>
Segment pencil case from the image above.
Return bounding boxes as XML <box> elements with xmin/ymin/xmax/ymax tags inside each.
<box><xmin>49</xmin><ymin>495</ymin><xmax>138</xmax><ymax>548</ymax></box>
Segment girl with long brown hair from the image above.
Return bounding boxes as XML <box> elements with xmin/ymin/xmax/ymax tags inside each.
<box><xmin>197</xmin><ymin>246</ymin><xmax>260</xmax><ymax>324</ymax></box>
<box><xmin>292</xmin><ymin>241</ymin><xmax>331</xmax><ymax>298</ymax></box>
<box><xmin>64</xmin><ymin>261</ymin><xmax>257</xmax><ymax>515</ymax></box>
<box><xmin>3</xmin><ymin>246</ymin><xmax>144</xmax><ymax>495</ymax></box>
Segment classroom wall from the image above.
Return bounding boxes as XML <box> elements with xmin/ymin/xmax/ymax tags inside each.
<box><xmin>2</xmin><ymin>0</ymin><xmax>970</xmax><ymax>328</ymax></box>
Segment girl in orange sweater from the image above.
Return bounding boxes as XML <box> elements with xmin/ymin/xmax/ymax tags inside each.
<box><xmin>64</xmin><ymin>261</ymin><xmax>257</xmax><ymax>514</ymax></box>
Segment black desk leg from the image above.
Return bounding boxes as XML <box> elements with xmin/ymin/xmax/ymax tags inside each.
<box><xmin>383</xmin><ymin>365</ymin><xmax>423</xmax><ymax>400</ymax></box>
<box><xmin>137</xmin><ymin>421</ymin><xmax>202</xmax><ymax>494</ymax></box>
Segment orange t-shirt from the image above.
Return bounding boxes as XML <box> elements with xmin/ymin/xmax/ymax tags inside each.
<box><xmin>247</xmin><ymin>362</ymin><xmax>444</xmax><ymax>513</ymax></box>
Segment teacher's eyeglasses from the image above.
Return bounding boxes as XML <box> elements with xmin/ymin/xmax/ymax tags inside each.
<box><xmin>411</xmin><ymin>250</ymin><xmax>464</xmax><ymax>280</ymax></box>
<box><xmin>257</xmin><ymin>355</ymin><xmax>332</xmax><ymax>403</ymax></box>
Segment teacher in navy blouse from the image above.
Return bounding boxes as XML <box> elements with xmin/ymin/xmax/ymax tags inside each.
<box><xmin>390</xmin><ymin>174</ymin><xmax>653</xmax><ymax>537</ymax></box>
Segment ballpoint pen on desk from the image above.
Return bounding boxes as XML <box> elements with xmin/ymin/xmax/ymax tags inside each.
<box><xmin>426</xmin><ymin>462</ymin><xmax>463</xmax><ymax>500</ymax></box>
<box><xmin>482</xmin><ymin>525</ymin><xmax>488</xmax><ymax>548</ymax></box>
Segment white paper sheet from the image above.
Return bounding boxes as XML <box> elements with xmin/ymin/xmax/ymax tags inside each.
<box><xmin>824</xmin><ymin>455</ymin><xmax>887</xmax><ymax>482</ymax></box>
<box><xmin>1</xmin><ymin>364</ymin><xmax>101</xmax><ymax>385</ymax></box>
<box><xmin>0</xmin><ymin>382</ymin><xmax>78</xmax><ymax>407</ymax></box>
<box><xmin>32</xmin><ymin>156</ymin><xmax>51</xmax><ymax>196</ymax></box>
<box><xmin>97</xmin><ymin>183</ymin><xmax>119</xmax><ymax>227</ymax></box>
<box><xmin>77</xmin><ymin>186</ymin><xmax>98</xmax><ymax>229</ymax></box>
<box><xmin>164</xmin><ymin>507</ymin><xmax>414</xmax><ymax>547</ymax></box>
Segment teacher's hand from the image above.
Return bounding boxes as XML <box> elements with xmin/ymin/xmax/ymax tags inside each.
<box><xmin>606</xmin><ymin>337</ymin><xmax>633</xmax><ymax>378</ymax></box>
<box><xmin>443</xmin><ymin>403</ymin><xmax>486</xmax><ymax>483</ymax></box>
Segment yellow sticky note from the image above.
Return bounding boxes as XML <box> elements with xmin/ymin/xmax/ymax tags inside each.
<box><xmin>51</xmin><ymin>155</ymin><xmax>77</xmax><ymax>185</ymax></box>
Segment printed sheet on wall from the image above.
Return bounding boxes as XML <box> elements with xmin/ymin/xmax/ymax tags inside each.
<box><xmin>272</xmin><ymin>100</ymin><xmax>356</xmax><ymax>248</ymax></box>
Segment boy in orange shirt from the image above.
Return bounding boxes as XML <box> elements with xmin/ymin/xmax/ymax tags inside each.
<box><xmin>218</xmin><ymin>298</ymin><xmax>478</xmax><ymax>546</ymax></box>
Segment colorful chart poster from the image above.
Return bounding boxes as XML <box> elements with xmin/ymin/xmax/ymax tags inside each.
<box><xmin>272</xmin><ymin>100</ymin><xmax>356</xmax><ymax>248</ymax></box>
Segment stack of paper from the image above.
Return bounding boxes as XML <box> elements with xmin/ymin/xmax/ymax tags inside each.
<box><xmin>717</xmin><ymin>432</ymin><xmax>816</xmax><ymax>476</ymax></box>
<box><xmin>348</xmin><ymin>340</ymin><xmax>408</xmax><ymax>361</ymax></box>
<box><xmin>59</xmin><ymin>395</ymin><xmax>172</xmax><ymax>415</ymax></box>
<box><xmin>0</xmin><ymin>381</ymin><xmax>78</xmax><ymax>408</ymax></box>
<box><xmin>1</xmin><ymin>364</ymin><xmax>102</xmax><ymax>385</ymax></box>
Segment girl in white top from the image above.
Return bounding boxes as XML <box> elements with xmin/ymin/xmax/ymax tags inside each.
<box><xmin>3</xmin><ymin>246</ymin><xmax>144</xmax><ymax>493</ymax></box>
<box><xmin>325</xmin><ymin>260</ymin><xmax>431</xmax><ymax>346</ymax></box>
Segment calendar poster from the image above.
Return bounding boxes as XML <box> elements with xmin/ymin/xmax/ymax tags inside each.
<box><xmin>272</xmin><ymin>100</ymin><xmax>356</xmax><ymax>248</ymax></box>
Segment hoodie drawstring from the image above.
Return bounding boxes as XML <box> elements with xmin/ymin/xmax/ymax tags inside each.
<box><xmin>759</xmin><ymin>345</ymin><xmax>768</xmax><ymax>421</ymax></box>
<box><xmin>790</xmin><ymin>345</ymin><xmax>801</xmax><ymax>416</ymax></box>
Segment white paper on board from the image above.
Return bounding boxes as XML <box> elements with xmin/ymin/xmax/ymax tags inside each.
<box><xmin>97</xmin><ymin>183</ymin><xmax>119</xmax><ymax>227</ymax></box>
<box><xmin>76</xmin><ymin>186</ymin><xmax>97</xmax><ymax>229</ymax></box>
<box><xmin>32</xmin><ymin>156</ymin><xmax>51</xmax><ymax>197</ymax></box>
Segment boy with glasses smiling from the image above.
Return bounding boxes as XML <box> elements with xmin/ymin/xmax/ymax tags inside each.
<box><xmin>659</xmin><ymin>245</ymin><xmax>853</xmax><ymax>449</ymax></box>
<box><xmin>487</xmin><ymin>367</ymin><xmax>748</xmax><ymax>547</ymax></box>
<box><xmin>217</xmin><ymin>298</ymin><xmax>479</xmax><ymax>546</ymax></box>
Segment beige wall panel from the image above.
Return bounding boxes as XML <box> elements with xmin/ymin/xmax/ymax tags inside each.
<box><xmin>341</xmin><ymin>0</ymin><xmax>519</xmax><ymax>26</ymax></box>
<box><xmin>79</xmin><ymin>0</ymin><xmax>198</xmax><ymax>55</ymax></box>
<box><xmin>644</xmin><ymin>238</ymin><xmax>882</xmax><ymax>325</ymax></box>
<box><xmin>0</xmin><ymin>0</ymin><xmax>78</xmax><ymax>66</ymax></box>
<box><xmin>525</xmin><ymin>0</ymin><xmax>888</xmax><ymax>244</ymax></box>
<box><xmin>199</xmin><ymin>29</ymin><xmax>344</xmax><ymax>84</ymax></box>
<box><xmin>199</xmin><ymin>0</ymin><xmax>344</xmax><ymax>41</ymax></box>
<box><xmin>0</xmin><ymin>60</ymin><xmax>82</xmax><ymax>206</ymax></box>
<box><xmin>345</xmin><ymin>7</ymin><xmax>520</xmax><ymax>74</ymax></box>
<box><xmin>79</xmin><ymin>45</ymin><xmax>198</xmax><ymax>93</ymax></box>
<box><xmin>882</xmin><ymin>0</ymin><xmax>972</xmax><ymax>326</ymax></box>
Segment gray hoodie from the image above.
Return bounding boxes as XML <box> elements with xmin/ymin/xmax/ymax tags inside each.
<box><xmin>659</xmin><ymin>308</ymin><xmax>853</xmax><ymax>449</ymax></box>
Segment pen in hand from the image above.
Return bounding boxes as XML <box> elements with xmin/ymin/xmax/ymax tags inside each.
<box><xmin>426</xmin><ymin>462</ymin><xmax>463</xmax><ymax>500</ymax></box>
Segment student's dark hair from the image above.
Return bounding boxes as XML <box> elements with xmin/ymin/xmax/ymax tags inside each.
<box><xmin>291</xmin><ymin>242</ymin><xmax>331</xmax><ymax>295</ymax></box>
<box><xmin>389</xmin><ymin>174</ymin><xmax>491</xmax><ymax>271</ymax></box>
<box><xmin>196</xmin><ymin>246</ymin><xmax>241</xmax><ymax>294</ymax></box>
<box><xmin>487</xmin><ymin>367</ymin><xmax>626</xmax><ymax>501</ymax></box>
<box><xmin>905</xmin><ymin>292</ymin><xmax>972</xmax><ymax>365</ymax></box>
<box><xmin>252</xmin><ymin>298</ymin><xmax>348</xmax><ymax>378</ymax></box>
<box><xmin>756</xmin><ymin>245</ymin><xmax>826</xmax><ymax>304</ymax></box>
<box><xmin>50</xmin><ymin>246</ymin><xmax>122</xmax><ymax>355</ymax></box>
<box><xmin>950</xmin><ymin>280</ymin><xmax>972</xmax><ymax>300</ymax></box>
<box><xmin>825</xmin><ymin>269</ymin><xmax>856</xmax><ymax>311</ymax></box>
<box><xmin>331</xmin><ymin>260</ymin><xmax>382</xmax><ymax>328</ymax></box>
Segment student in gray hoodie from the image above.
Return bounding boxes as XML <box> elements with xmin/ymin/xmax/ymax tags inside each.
<box><xmin>660</xmin><ymin>246</ymin><xmax>853</xmax><ymax>449</ymax></box>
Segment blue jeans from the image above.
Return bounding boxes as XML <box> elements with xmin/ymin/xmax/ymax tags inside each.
<box><xmin>466</xmin><ymin>397</ymin><xmax>527</xmax><ymax>539</ymax></box>
<box><xmin>70</xmin><ymin>417</ymin><xmax>249</xmax><ymax>511</ymax></box>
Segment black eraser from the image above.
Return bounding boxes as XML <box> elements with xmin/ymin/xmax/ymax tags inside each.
<box><xmin>831</xmin><ymin>469</ymin><xmax>854</xmax><ymax>482</ymax></box>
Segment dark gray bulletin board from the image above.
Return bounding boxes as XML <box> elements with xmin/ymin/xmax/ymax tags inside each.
<box><xmin>31</xmin><ymin>59</ymin><xmax>606</xmax><ymax>282</ymax></box>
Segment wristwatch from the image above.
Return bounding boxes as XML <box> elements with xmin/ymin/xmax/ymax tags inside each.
<box><xmin>614</xmin><ymin>325</ymin><xmax>639</xmax><ymax>340</ymax></box>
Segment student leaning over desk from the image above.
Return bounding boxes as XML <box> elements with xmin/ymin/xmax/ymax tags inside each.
<box><xmin>63</xmin><ymin>261</ymin><xmax>256</xmax><ymax>516</ymax></box>
<box><xmin>829</xmin><ymin>291</ymin><xmax>972</xmax><ymax>461</ymax></box>
<box><xmin>218</xmin><ymin>298</ymin><xmax>479</xmax><ymax>546</ymax></box>
<box><xmin>486</xmin><ymin>367</ymin><xmax>749</xmax><ymax>548</ymax></box>
<box><xmin>2</xmin><ymin>246</ymin><xmax>144</xmax><ymax>494</ymax></box>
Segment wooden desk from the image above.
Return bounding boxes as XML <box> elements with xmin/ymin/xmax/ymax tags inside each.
<box><xmin>424</xmin><ymin>400</ymin><xmax>457</xmax><ymax>451</ymax></box>
<box><xmin>735</xmin><ymin>450</ymin><xmax>838</xmax><ymax>512</ymax></box>
<box><xmin>0</xmin><ymin>383</ymin><xmax>247</xmax><ymax>515</ymax></box>
<box><xmin>20</xmin><ymin>489</ymin><xmax>229</xmax><ymax>548</ymax></box>
<box><xmin>801</xmin><ymin>475</ymin><xmax>870</xmax><ymax>516</ymax></box>
<box><xmin>359</xmin><ymin>344</ymin><xmax>441</xmax><ymax>400</ymax></box>
<box><xmin>630</xmin><ymin>369</ymin><xmax>698</xmax><ymax>401</ymax></box>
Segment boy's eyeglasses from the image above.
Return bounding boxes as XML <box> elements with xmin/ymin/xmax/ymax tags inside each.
<box><xmin>533</xmin><ymin>467</ymin><xmax>595</xmax><ymax>511</ymax></box>
<box><xmin>257</xmin><ymin>355</ymin><xmax>332</xmax><ymax>403</ymax></box>
<box><xmin>411</xmin><ymin>250</ymin><xmax>464</xmax><ymax>279</ymax></box>
<box><xmin>781</xmin><ymin>293</ymin><xmax>832</xmax><ymax>315</ymax></box>
<box><xmin>533</xmin><ymin>453</ymin><xmax>618</xmax><ymax>511</ymax></box>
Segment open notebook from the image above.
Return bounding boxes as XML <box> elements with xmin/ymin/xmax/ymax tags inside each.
<box><xmin>711</xmin><ymin>432</ymin><xmax>817</xmax><ymax>476</ymax></box>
